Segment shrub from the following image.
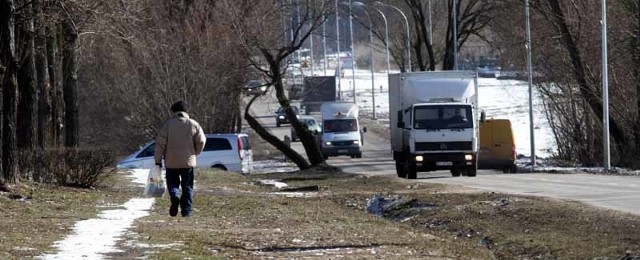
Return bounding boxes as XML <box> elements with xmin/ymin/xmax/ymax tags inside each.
<box><xmin>17</xmin><ymin>148</ymin><xmax>116</xmax><ymax>188</ymax></box>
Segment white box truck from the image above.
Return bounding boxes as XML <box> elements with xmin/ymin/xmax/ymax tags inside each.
<box><xmin>389</xmin><ymin>71</ymin><xmax>479</xmax><ymax>179</ymax></box>
<box><xmin>320</xmin><ymin>102</ymin><xmax>364</xmax><ymax>159</ymax></box>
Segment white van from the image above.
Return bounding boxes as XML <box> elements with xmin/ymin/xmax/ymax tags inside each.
<box><xmin>320</xmin><ymin>102</ymin><xmax>365</xmax><ymax>159</ymax></box>
<box><xmin>116</xmin><ymin>133</ymin><xmax>253</xmax><ymax>174</ymax></box>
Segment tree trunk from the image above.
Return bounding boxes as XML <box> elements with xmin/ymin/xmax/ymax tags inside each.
<box><xmin>405</xmin><ymin>0</ymin><xmax>437</xmax><ymax>71</ymax></box>
<box><xmin>632</xmin><ymin>0</ymin><xmax>640</xmax><ymax>163</ymax></box>
<box><xmin>16</xmin><ymin>0</ymin><xmax>38</xmax><ymax>149</ymax></box>
<box><xmin>1</xmin><ymin>0</ymin><xmax>19</xmax><ymax>184</ymax></box>
<box><xmin>442</xmin><ymin>0</ymin><xmax>456</xmax><ymax>70</ymax></box>
<box><xmin>268</xmin><ymin>51</ymin><xmax>326</xmax><ymax>166</ymax></box>
<box><xmin>46</xmin><ymin>24</ymin><xmax>60</xmax><ymax>146</ymax></box>
<box><xmin>33</xmin><ymin>0</ymin><xmax>49</xmax><ymax>149</ymax></box>
<box><xmin>244</xmin><ymin>94</ymin><xmax>310</xmax><ymax>170</ymax></box>
<box><xmin>62</xmin><ymin>15</ymin><xmax>78</xmax><ymax>147</ymax></box>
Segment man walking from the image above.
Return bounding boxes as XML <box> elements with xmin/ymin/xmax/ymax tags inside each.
<box><xmin>154</xmin><ymin>101</ymin><xmax>206</xmax><ymax>217</ymax></box>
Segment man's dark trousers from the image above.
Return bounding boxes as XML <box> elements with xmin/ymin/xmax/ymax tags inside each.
<box><xmin>165</xmin><ymin>168</ymin><xmax>194</xmax><ymax>217</ymax></box>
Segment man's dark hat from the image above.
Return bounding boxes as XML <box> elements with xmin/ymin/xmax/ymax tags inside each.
<box><xmin>170</xmin><ymin>100</ymin><xmax>188</xmax><ymax>113</ymax></box>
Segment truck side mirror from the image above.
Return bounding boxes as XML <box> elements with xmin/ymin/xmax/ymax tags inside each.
<box><xmin>396</xmin><ymin>110</ymin><xmax>405</xmax><ymax>128</ymax></box>
<box><xmin>480</xmin><ymin>110</ymin><xmax>486</xmax><ymax>123</ymax></box>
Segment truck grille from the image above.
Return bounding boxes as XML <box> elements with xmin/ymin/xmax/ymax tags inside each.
<box><xmin>415</xmin><ymin>141</ymin><xmax>472</xmax><ymax>151</ymax></box>
<box><xmin>331</xmin><ymin>141</ymin><xmax>354</xmax><ymax>146</ymax></box>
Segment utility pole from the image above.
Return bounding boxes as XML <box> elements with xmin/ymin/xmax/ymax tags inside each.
<box><xmin>601</xmin><ymin>0</ymin><xmax>611</xmax><ymax>171</ymax></box>
<box><xmin>452</xmin><ymin>0</ymin><xmax>457</xmax><ymax>70</ymax></box>
<box><xmin>335</xmin><ymin>0</ymin><xmax>342</xmax><ymax>100</ymax></box>
<box><xmin>525</xmin><ymin>0</ymin><xmax>536</xmax><ymax>170</ymax></box>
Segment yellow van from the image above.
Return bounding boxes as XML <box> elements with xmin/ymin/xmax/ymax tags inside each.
<box><xmin>479</xmin><ymin>119</ymin><xmax>517</xmax><ymax>173</ymax></box>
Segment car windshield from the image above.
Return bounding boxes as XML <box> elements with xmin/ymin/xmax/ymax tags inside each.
<box><xmin>247</xmin><ymin>80</ymin><xmax>262</xmax><ymax>87</ymax></box>
<box><xmin>300</xmin><ymin>118</ymin><xmax>317</xmax><ymax>128</ymax></box>
<box><xmin>413</xmin><ymin>105</ymin><xmax>473</xmax><ymax>130</ymax></box>
<box><xmin>323</xmin><ymin>119</ymin><xmax>357</xmax><ymax>133</ymax></box>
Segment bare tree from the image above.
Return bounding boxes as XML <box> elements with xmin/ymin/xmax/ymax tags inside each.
<box><xmin>16</xmin><ymin>0</ymin><xmax>38</xmax><ymax>149</ymax></box>
<box><xmin>33</xmin><ymin>0</ymin><xmax>50</xmax><ymax>149</ymax></box>
<box><xmin>222</xmin><ymin>0</ymin><xmax>330</xmax><ymax>169</ymax></box>
<box><xmin>442</xmin><ymin>0</ymin><xmax>495</xmax><ymax>70</ymax></box>
<box><xmin>1</xmin><ymin>0</ymin><xmax>19</xmax><ymax>185</ymax></box>
<box><xmin>60</xmin><ymin>1</ymin><xmax>78</xmax><ymax>147</ymax></box>
<box><xmin>73</xmin><ymin>0</ymin><xmax>245</xmax><ymax>150</ymax></box>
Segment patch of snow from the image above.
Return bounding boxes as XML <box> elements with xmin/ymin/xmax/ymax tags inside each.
<box><xmin>252</xmin><ymin>160</ymin><xmax>298</xmax><ymax>174</ymax></box>
<box><xmin>39</xmin><ymin>169</ymin><xmax>155</xmax><ymax>260</ymax></box>
<box><xmin>124</xmin><ymin>169</ymin><xmax>149</xmax><ymax>188</ymax></box>
<box><xmin>258</xmin><ymin>179</ymin><xmax>289</xmax><ymax>189</ymax></box>
<box><xmin>267</xmin><ymin>192</ymin><xmax>326</xmax><ymax>198</ymax></box>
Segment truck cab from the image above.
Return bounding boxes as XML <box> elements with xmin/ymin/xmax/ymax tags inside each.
<box><xmin>320</xmin><ymin>102</ymin><xmax>363</xmax><ymax>159</ymax></box>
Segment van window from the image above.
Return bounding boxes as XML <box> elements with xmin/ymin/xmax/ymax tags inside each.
<box><xmin>323</xmin><ymin>119</ymin><xmax>357</xmax><ymax>133</ymax></box>
<box><xmin>204</xmin><ymin>138</ymin><xmax>232</xmax><ymax>151</ymax></box>
<box><xmin>137</xmin><ymin>143</ymin><xmax>156</xmax><ymax>158</ymax></box>
<box><xmin>240</xmin><ymin>136</ymin><xmax>251</xmax><ymax>150</ymax></box>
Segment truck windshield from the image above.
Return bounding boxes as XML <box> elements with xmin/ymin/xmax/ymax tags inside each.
<box><xmin>323</xmin><ymin>119</ymin><xmax>358</xmax><ymax>133</ymax></box>
<box><xmin>413</xmin><ymin>105</ymin><xmax>473</xmax><ymax>130</ymax></box>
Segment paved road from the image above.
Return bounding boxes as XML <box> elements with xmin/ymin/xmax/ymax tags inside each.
<box><xmin>248</xmin><ymin>94</ymin><xmax>640</xmax><ymax>216</ymax></box>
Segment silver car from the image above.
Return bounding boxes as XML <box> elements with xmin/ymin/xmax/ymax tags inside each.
<box><xmin>117</xmin><ymin>133</ymin><xmax>253</xmax><ymax>174</ymax></box>
<box><xmin>290</xmin><ymin>116</ymin><xmax>321</xmax><ymax>142</ymax></box>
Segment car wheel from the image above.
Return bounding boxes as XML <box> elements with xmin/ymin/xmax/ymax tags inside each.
<box><xmin>450</xmin><ymin>169</ymin><xmax>461</xmax><ymax>177</ymax></box>
<box><xmin>276</xmin><ymin>121</ymin><xmax>281</xmax><ymax>127</ymax></box>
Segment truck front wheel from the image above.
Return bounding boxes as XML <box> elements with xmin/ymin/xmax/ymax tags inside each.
<box><xmin>405</xmin><ymin>160</ymin><xmax>417</xmax><ymax>179</ymax></box>
<box><xmin>395</xmin><ymin>161</ymin><xmax>406</xmax><ymax>178</ymax></box>
<box><xmin>466</xmin><ymin>166</ymin><xmax>477</xmax><ymax>177</ymax></box>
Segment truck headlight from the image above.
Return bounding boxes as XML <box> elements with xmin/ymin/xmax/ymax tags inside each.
<box><xmin>278</xmin><ymin>115</ymin><xmax>285</xmax><ymax>119</ymax></box>
<box><xmin>465</xmin><ymin>154</ymin><xmax>473</xmax><ymax>161</ymax></box>
<box><xmin>353</xmin><ymin>140</ymin><xmax>360</xmax><ymax>145</ymax></box>
<box><xmin>260</xmin><ymin>86</ymin><xmax>267</xmax><ymax>91</ymax></box>
<box><xmin>324</xmin><ymin>142</ymin><xmax>332</xmax><ymax>146</ymax></box>
<box><xmin>415</xmin><ymin>155</ymin><xmax>424</xmax><ymax>162</ymax></box>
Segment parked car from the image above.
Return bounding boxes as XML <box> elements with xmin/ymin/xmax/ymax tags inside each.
<box><xmin>275</xmin><ymin>106</ymin><xmax>299</xmax><ymax>127</ymax></box>
<box><xmin>117</xmin><ymin>134</ymin><xmax>253</xmax><ymax>174</ymax></box>
<box><xmin>244</xmin><ymin>80</ymin><xmax>267</xmax><ymax>96</ymax></box>
<box><xmin>290</xmin><ymin>116</ymin><xmax>321</xmax><ymax>141</ymax></box>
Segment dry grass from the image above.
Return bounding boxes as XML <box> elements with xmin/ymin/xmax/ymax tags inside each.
<box><xmin>4</xmin><ymin>168</ymin><xmax>640</xmax><ymax>259</ymax></box>
<box><xmin>0</xmin><ymin>171</ymin><xmax>137</xmax><ymax>259</ymax></box>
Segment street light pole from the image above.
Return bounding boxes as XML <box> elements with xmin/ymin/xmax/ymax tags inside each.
<box><xmin>525</xmin><ymin>0</ymin><xmax>536</xmax><ymax>170</ymax></box>
<box><xmin>369</xmin><ymin>6</ymin><xmax>390</xmax><ymax>74</ymax></box>
<box><xmin>350</xmin><ymin>3</ymin><xmax>376</xmax><ymax>119</ymax></box>
<box><xmin>452</xmin><ymin>0</ymin><xmax>457</xmax><ymax>70</ymax></box>
<box><xmin>601</xmin><ymin>0</ymin><xmax>611</xmax><ymax>171</ymax></box>
<box><xmin>428</xmin><ymin>0</ymin><xmax>432</xmax><ymax>46</ymax></box>
<box><xmin>348</xmin><ymin>0</ymin><xmax>357</xmax><ymax>103</ymax></box>
<box><xmin>323</xmin><ymin>13</ymin><xmax>327</xmax><ymax>76</ymax></box>
<box><xmin>335</xmin><ymin>0</ymin><xmax>342</xmax><ymax>100</ymax></box>
<box><xmin>375</xmin><ymin>2</ymin><xmax>411</xmax><ymax>72</ymax></box>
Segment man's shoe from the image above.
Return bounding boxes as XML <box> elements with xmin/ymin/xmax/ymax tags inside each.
<box><xmin>169</xmin><ymin>203</ymin><xmax>179</xmax><ymax>217</ymax></box>
<box><xmin>181</xmin><ymin>212</ymin><xmax>192</xmax><ymax>217</ymax></box>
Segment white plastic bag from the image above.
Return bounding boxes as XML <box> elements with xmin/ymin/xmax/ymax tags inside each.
<box><xmin>143</xmin><ymin>165</ymin><xmax>166</xmax><ymax>197</ymax></box>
